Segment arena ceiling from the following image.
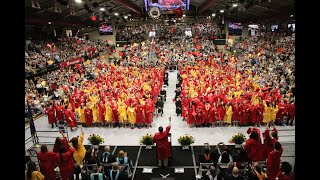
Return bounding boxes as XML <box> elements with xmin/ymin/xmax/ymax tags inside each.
<box><xmin>25</xmin><ymin>0</ymin><xmax>294</xmax><ymax>26</ymax></box>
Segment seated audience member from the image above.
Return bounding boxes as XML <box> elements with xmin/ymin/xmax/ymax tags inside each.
<box><xmin>107</xmin><ymin>163</ymin><xmax>128</xmax><ymax>180</ymax></box>
<box><xmin>218</xmin><ymin>147</ymin><xmax>233</xmax><ymax>164</ymax></box>
<box><xmin>247</xmin><ymin>162</ymin><xmax>266</xmax><ymax>180</ymax></box>
<box><xmin>224</xmin><ymin>167</ymin><xmax>244</xmax><ymax>180</ymax></box>
<box><xmin>100</xmin><ymin>145</ymin><xmax>116</xmax><ymax>164</ymax></box>
<box><xmin>204</xmin><ymin>166</ymin><xmax>222</xmax><ymax>180</ymax></box>
<box><xmin>235</xmin><ymin>149</ymin><xmax>249</xmax><ymax>169</ymax></box>
<box><xmin>84</xmin><ymin>148</ymin><xmax>100</xmax><ymax>165</ymax></box>
<box><xmin>26</xmin><ymin>161</ymin><xmax>45</xmax><ymax>180</ymax></box>
<box><xmin>90</xmin><ymin>166</ymin><xmax>106</xmax><ymax>180</ymax></box>
<box><xmin>199</xmin><ymin>146</ymin><xmax>214</xmax><ymax>165</ymax></box>
<box><xmin>276</xmin><ymin>162</ymin><xmax>295</xmax><ymax>180</ymax></box>
<box><xmin>116</xmin><ymin>150</ymin><xmax>133</xmax><ymax>170</ymax></box>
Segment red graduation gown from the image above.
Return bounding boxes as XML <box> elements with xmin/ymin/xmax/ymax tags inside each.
<box><xmin>84</xmin><ymin>107</ymin><xmax>93</xmax><ymax>126</ymax></box>
<box><xmin>244</xmin><ymin>138</ymin><xmax>264</xmax><ymax>162</ymax></box>
<box><xmin>37</xmin><ymin>151</ymin><xmax>57</xmax><ymax>180</ymax></box>
<box><xmin>54</xmin><ymin>105</ymin><xmax>64</xmax><ymax>121</ymax></box>
<box><xmin>267</xmin><ymin>145</ymin><xmax>283</xmax><ymax>180</ymax></box>
<box><xmin>53</xmin><ymin>137</ymin><xmax>69</xmax><ymax>153</ymax></box>
<box><xmin>63</xmin><ymin>109</ymin><xmax>77</xmax><ymax>128</ymax></box>
<box><xmin>98</xmin><ymin>102</ymin><xmax>106</xmax><ymax>123</ymax></box>
<box><xmin>45</xmin><ymin>106</ymin><xmax>56</xmax><ymax>124</ymax></box>
<box><xmin>249</xmin><ymin>105</ymin><xmax>258</xmax><ymax>124</ymax></box>
<box><xmin>136</xmin><ymin>104</ymin><xmax>145</xmax><ymax>124</ymax></box>
<box><xmin>152</xmin><ymin>126</ymin><xmax>171</xmax><ymax>160</ymax></box>
<box><xmin>55</xmin><ymin>149</ymin><xmax>75</xmax><ymax>180</ymax></box>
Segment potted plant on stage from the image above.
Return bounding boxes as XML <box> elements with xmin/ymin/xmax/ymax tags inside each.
<box><xmin>229</xmin><ymin>133</ymin><xmax>246</xmax><ymax>148</ymax></box>
<box><xmin>178</xmin><ymin>134</ymin><xmax>195</xmax><ymax>150</ymax></box>
<box><xmin>88</xmin><ymin>134</ymin><xmax>104</xmax><ymax>150</ymax></box>
<box><xmin>140</xmin><ymin>134</ymin><xmax>153</xmax><ymax>150</ymax></box>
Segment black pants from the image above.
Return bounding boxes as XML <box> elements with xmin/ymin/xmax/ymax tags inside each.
<box><xmin>74</xmin><ymin>165</ymin><xmax>81</xmax><ymax>180</ymax></box>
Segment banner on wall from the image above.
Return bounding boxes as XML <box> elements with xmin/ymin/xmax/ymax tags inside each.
<box><xmin>60</xmin><ymin>57</ymin><xmax>84</xmax><ymax>68</ymax></box>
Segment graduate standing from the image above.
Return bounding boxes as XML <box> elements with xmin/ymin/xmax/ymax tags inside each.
<box><xmin>153</xmin><ymin>117</ymin><xmax>171</xmax><ymax>167</ymax></box>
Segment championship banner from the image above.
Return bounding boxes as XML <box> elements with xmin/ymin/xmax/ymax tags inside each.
<box><xmin>59</xmin><ymin>57</ymin><xmax>84</xmax><ymax>68</ymax></box>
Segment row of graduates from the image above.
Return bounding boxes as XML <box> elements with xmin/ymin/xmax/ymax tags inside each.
<box><xmin>178</xmin><ymin>94</ymin><xmax>295</xmax><ymax>127</ymax></box>
<box><xmin>244</xmin><ymin>124</ymin><xmax>284</xmax><ymax>180</ymax></box>
<box><xmin>176</xmin><ymin>60</ymin><xmax>294</xmax><ymax>127</ymax></box>
<box><xmin>46</xmin><ymin>63</ymin><xmax>165</xmax><ymax>128</ymax></box>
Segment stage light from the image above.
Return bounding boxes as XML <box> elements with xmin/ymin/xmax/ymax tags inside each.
<box><xmin>212</xmin><ymin>13</ymin><xmax>216</xmax><ymax>17</ymax></box>
<box><xmin>233</xmin><ymin>4</ymin><xmax>238</xmax><ymax>7</ymax></box>
<box><xmin>75</xmin><ymin>0</ymin><xmax>82</xmax><ymax>3</ymax></box>
<box><xmin>290</xmin><ymin>14</ymin><xmax>293</xmax><ymax>17</ymax></box>
<box><xmin>48</xmin><ymin>22</ymin><xmax>51</xmax><ymax>24</ymax></box>
<box><xmin>114</xmin><ymin>12</ymin><xmax>119</xmax><ymax>16</ymax></box>
<box><xmin>220</xmin><ymin>9</ymin><xmax>224</xmax><ymax>13</ymax></box>
<box><xmin>100</xmin><ymin>8</ymin><xmax>105</xmax><ymax>11</ymax></box>
<box><xmin>124</xmin><ymin>15</ymin><xmax>128</xmax><ymax>19</ymax></box>
<box><xmin>183</xmin><ymin>14</ymin><xmax>186</xmax><ymax>17</ymax></box>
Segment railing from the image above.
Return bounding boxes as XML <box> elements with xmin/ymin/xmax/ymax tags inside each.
<box><xmin>35</xmin><ymin>130</ymin><xmax>69</xmax><ymax>144</ymax></box>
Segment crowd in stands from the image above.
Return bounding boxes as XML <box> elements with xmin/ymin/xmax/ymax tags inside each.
<box><xmin>116</xmin><ymin>25</ymin><xmax>147</xmax><ymax>42</ymax></box>
<box><xmin>25</xmin><ymin>39</ymin><xmax>107</xmax><ymax>78</ymax></box>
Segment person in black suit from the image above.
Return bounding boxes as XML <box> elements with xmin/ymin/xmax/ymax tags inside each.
<box><xmin>100</xmin><ymin>146</ymin><xmax>116</xmax><ymax>164</ymax></box>
<box><xmin>175</xmin><ymin>96</ymin><xmax>182</xmax><ymax>116</ymax></box>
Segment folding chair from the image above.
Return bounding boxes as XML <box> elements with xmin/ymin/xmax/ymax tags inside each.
<box><xmin>238</xmin><ymin>162</ymin><xmax>249</xmax><ymax>176</ymax></box>
<box><xmin>119</xmin><ymin>164</ymin><xmax>132</xmax><ymax>178</ymax></box>
<box><xmin>217</xmin><ymin>163</ymin><xmax>229</xmax><ymax>177</ymax></box>
<box><xmin>198</xmin><ymin>163</ymin><xmax>214</xmax><ymax>177</ymax></box>
<box><xmin>101</xmin><ymin>163</ymin><xmax>112</xmax><ymax>174</ymax></box>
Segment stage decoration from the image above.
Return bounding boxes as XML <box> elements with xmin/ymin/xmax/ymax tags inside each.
<box><xmin>140</xmin><ymin>134</ymin><xmax>153</xmax><ymax>149</ymax></box>
<box><xmin>88</xmin><ymin>134</ymin><xmax>104</xmax><ymax>149</ymax></box>
<box><xmin>178</xmin><ymin>134</ymin><xmax>194</xmax><ymax>150</ymax></box>
<box><xmin>229</xmin><ymin>133</ymin><xmax>246</xmax><ymax>148</ymax></box>
<box><xmin>149</xmin><ymin>7</ymin><xmax>161</xmax><ymax>19</ymax></box>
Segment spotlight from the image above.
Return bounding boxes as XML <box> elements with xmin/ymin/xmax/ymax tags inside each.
<box><xmin>48</xmin><ymin>22</ymin><xmax>51</xmax><ymax>24</ymax></box>
<box><xmin>212</xmin><ymin>13</ymin><xmax>216</xmax><ymax>17</ymax></box>
<box><xmin>75</xmin><ymin>0</ymin><xmax>82</xmax><ymax>3</ymax></box>
<box><xmin>232</xmin><ymin>4</ymin><xmax>238</xmax><ymax>7</ymax></box>
<box><xmin>100</xmin><ymin>8</ymin><xmax>105</xmax><ymax>11</ymax></box>
<box><xmin>220</xmin><ymin>9</ymin><xmax>224</xmax><ymax>13</ymax></box>
<box><xmin>114</xmin><ymin>12</ymin><xmax>119</xmax><ymax>16</ymax></box>
<box><xmin>183</xmin><ymin>14</ymin><xmax>186</xmax><ymax>17</ymax></box>
<box><xmin>290</xmin><ymin>14</ymin><xmax>293</xmax><ymax>17</ymax></box>
<box><xmin>124</xmin><ymin>15</ymin><xmax>128</xmax><ymax>19</ymax></box>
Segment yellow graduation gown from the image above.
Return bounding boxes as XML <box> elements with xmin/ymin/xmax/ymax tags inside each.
<box><xmin>91</xmin><ymin>104</ymin><xmax>99</xmax><ymax>122</ymax></box>
<box><xmin>127</xmin><ymin>106</ymin><xmax>136</xmax><ymax>124</ymax></box>
<box><xmin>118</xmin><ymin>104</ymin><xmax>127</xmax><ymax>123</ymax></box>
<box><xmin>224</xmin><ymin>106</ymin><xmax>233</xmax><ymax>124</ymax></box>
<box><xmin>76</xmin><ymin>107</ymin><xmax>86</xmax><ymax>123</ymax></box>
<box><xmin>104</xmin><ymin>103</ymin><xmax>112</xmax><ymax>122</ymax></box>
<box><xmin>270</xmin><ymin>105</ymin><xmax>279</xmax><ymax>122</ymax></box>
